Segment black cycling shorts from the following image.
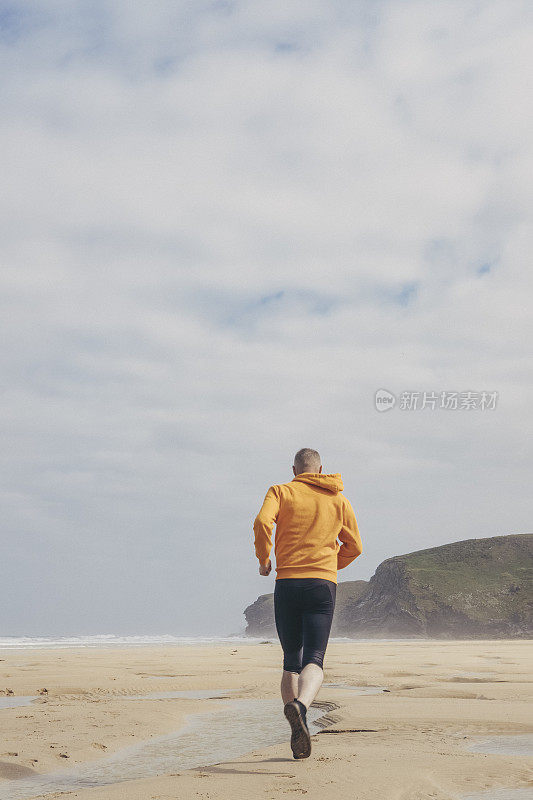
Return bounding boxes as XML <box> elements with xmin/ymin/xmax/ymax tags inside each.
<box><xmin>274</xmin><ymin>577</ymin><xmax>337</xmax><ymax>673</ymax></box>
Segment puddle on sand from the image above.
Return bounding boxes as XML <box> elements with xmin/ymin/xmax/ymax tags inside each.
<box><xmin>0</xmin><ymin>696</ymin><xmax>37</xmax><ymax>710</ymax></box>
<box><xmin>465</xmin><ymin>734</ymin><xmax>533</xmax><ymax>757</ymax></box>
<box><xmin>124</xmin><ymin>689</ymin><xmax>236</xmax><ymax>700</ymax></box>
<box><xmin>462</xmin><ymin>789</ymin><xmax>532</xmax><ymax>800</ymax></box>
<box><xmin>446</xmin><ymin>673</ymin><xmax>509</xmax><ymax>683</ymax></box>
<box><xmin>322</xmin><ymin>683</ymin><xmax>385</xmax><ymax>694</ymax></box>
<box><xmin>0</xmin><ymin>696</ymin><xmax>330</xmax><ymax>800</ymax></box>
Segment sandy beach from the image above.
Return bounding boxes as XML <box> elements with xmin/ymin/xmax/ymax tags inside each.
<box><xmin>1</xmin><ymin>639</ymin><xmax>532</xmax><ymax>800</ymax></box>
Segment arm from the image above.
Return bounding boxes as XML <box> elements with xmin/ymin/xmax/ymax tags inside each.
<box><xmin>253</xmin><ymin>485</ymin><xmax>280</xmax><ymax>571</ymax></box>
<box><xmin>337</xmin><ymin>498</ymin><xmax>362</xmax><ymax>570</ymax></box>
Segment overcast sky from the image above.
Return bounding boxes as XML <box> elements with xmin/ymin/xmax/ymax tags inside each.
<box><xmin>1</xmin><ymin>1</ymin><xmax>532</xmax><ymax>637</ymax></box>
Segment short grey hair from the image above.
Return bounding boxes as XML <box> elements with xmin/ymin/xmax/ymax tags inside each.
<box><xmin>294</xmin><ymin>448</ymin><xmax>321</xmax><ymax>474</ymax></box>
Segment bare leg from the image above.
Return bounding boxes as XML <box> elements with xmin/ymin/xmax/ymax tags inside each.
<box><xmin>297</xmin><ymin>663</ymin><xmax>323</xmax><ymax>709</ymax></box>
<box><xmin>281</xmin><ymin>670</ymin><xmax>299</xmax><ymax>704</ymax></box>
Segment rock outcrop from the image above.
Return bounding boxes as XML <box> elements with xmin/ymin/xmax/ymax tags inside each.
<box><xmin>244</xmin><ymin>534</ymin><xmax>533</xmax><ymax>639</ymax></box>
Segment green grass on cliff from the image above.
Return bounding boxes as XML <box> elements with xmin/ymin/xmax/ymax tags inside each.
<box><xmin>399</xmin><ymin>538</ymin><xmax>532</xmax><ymax>622</ymax></box>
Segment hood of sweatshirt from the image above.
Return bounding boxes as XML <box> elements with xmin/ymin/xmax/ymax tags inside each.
<box><xmin>292</xmin><ymin>472</ymin><xmax>344</xmax><ymax>493</ymax></box>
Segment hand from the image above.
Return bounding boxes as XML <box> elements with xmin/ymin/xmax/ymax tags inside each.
<box><xmin>259</xmin><ymin>559</ymin><xmax>272</xmax><ymax>576</ymax></box>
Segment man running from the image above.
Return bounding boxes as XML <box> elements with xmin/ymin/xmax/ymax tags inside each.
<box><xmin>253</xmin><ymin>448</ymin><xmax>362</xmax><ymax>759</ymax></box>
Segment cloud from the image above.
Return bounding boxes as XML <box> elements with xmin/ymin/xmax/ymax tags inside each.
<box><xmin>1</xmin><ymin>1</ymin><xmax>532</xmax><ymax>635</ymax></box>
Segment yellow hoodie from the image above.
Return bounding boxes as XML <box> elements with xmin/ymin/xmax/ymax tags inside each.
<box><xmin>253</xmin><ymin>473</ymin><xmax>362</xmax><ymax>584</ymax></box>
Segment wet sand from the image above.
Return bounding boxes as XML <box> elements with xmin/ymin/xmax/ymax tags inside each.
<box><xmin>0</xmin><ymin>639</ymin><xmax>532</xmax><ymax>799</ymax></box>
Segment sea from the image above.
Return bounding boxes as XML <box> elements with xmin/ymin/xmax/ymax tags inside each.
<box><xmin>0</xmin><ymin>634</ymin><xmax>365</xmax><ymax>649</ymax></box>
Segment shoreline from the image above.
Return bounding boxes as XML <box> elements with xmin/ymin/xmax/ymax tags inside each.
<box><xmin>2</xmin><ymin>635</ymin><xmax>531</xmax><ymax>651</ymax></box>
<box><xmin>1</xmin><ymin>640</ymin><xmax>532</xmax><ymax>799</ymax></box>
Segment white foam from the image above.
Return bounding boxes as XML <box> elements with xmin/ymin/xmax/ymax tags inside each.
<box><xmin>0</xmin><ymin>634</ymin><xmax>275</xmax><ymax>650</ymax></box>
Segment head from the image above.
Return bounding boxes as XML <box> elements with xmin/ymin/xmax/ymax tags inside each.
<box><xmin>292</xmin><ymin>448</ymin><xmax>322</xmax><ymax>476</ymax></box>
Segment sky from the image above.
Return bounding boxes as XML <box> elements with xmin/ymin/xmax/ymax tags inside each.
<box><xmin>1</xmin><ymin>1</ymin><xmax>532</xmax><ymax>637</ymax></box>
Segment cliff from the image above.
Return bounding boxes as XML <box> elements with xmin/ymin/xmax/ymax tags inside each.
<box><xmin>244</xmin><ymin>534</ymin><xmax>533</xmax><ymax>639</ymax></box>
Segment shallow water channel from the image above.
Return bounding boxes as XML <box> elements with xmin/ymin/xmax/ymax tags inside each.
<box><xmin>3</xmin><ymin>688</ymin><xmax>529</xmax><ymax>800</ymax></box>
<box><xmin>465</xmin><ymin>733</ymin><xmax>533</xmax><ymax>757</ymax></box>
<box><xmin>0</xmin><ymin>696</ymin><xmax>38</xmax><ymax>710</ymax></box>
<box><xmin>0</xmin><ymin>689</ymin><xmax>336</xmax><ymax>800</ymax></box>
<box><xmin>459</xmin><ymin>734</ymin><xmax>533</xmax><ymax>800</ymax></box>
<box><xmin>461</xmin><ymin>790</ymin><xmax>533</xmax><ymax>800</ymax></box>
